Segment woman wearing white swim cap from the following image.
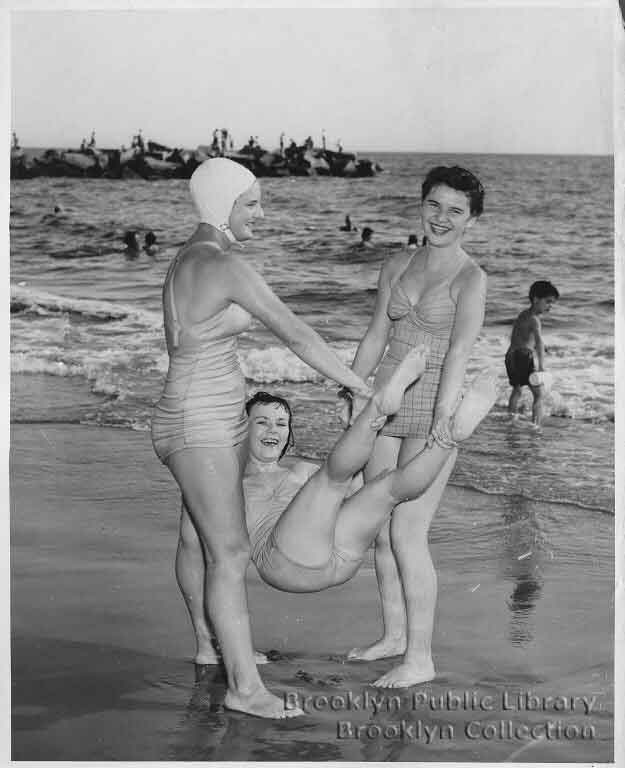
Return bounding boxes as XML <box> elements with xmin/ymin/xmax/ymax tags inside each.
<box><xmin>151</xmin><ymin>158</ymin><xmax>370</xmax><ymax>719</ymax></box>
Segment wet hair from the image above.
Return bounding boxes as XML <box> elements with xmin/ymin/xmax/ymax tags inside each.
<box><xmin>361</xmin><ymin>226</ymin><xmax>373</xmax><ymax>241</ymax></box>
<box><xmin>245</xmin><ymin>391</ymin><xmax>294</xmax><ymax>459</ymax></box>
<box><xmin>421</xmin><ymin>166</ymin><xmax>485</xmax><ymax>216</ymax></box>
<box><xmin>529</xmin><ymin>280</ymin><xmax>560</xmax><ymax>302</ymax></box>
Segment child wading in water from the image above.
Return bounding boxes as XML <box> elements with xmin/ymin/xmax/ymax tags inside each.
<box><xmin>505</xmin><ymin>280</ymin><xmax>559</xmax><ymax>426</ymax></box>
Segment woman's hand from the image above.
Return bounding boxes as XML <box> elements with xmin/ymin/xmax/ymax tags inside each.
<box><xmin>351</xmin><ymin>380</ymin><xmax>374</xmax><ymax>399</ymax></box>
<box><xmin>427</xmin><ymin>405</ymin><xmax>455</xmax><ymax>448</ymax></box>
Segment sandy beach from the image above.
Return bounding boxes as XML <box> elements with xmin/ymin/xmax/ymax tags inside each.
<box><xmin>10</xmin><ymin>414</ymin><xmax>613</xmax><ymax>762</ymax></box>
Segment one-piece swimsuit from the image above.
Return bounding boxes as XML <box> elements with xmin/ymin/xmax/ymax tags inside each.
<box><xmin>375</xmin><ymin>256</ymin><xmax>467</xmax><ymax>438</ymax></box>
<box><xmin>151</xmin><ymin>244</ymin><xmax>251</xmax><ymax>463</ymax></box>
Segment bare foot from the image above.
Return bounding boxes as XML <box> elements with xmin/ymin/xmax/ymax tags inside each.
<box><xmin>374</xmin><ymin>344</ymin><xmax>427</xmax><ymax>417</ymax></box>
<box><xmin>224</xmin><ymin>686</ymin><xmax>303</xmax><ymax>719</ymax></box>
<box><xmin>195</xmin><ymin>649</ymin><xmax>269</xmax><ymax>665</ymax></box>
<box><xmin>347</xmin><ymin>637</ymin><xmax>406</xmax><ymax>661</ymax></box>
<box><xmin>450</xmin><ymin>369</ymin><xmax>499</xmax><ymax>442</ymax></box>
<box><xmin>372</xmin><ymin>659</ymin><xmax>435</xmax><ymax>688</ymax></box>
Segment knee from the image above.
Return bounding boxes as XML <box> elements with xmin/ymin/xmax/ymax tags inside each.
<box><xmin>366</xmin><ymin>470</ymin><xmax>396</xmax><ymax>504</ymax></box>
<box><xmin>178</xmin><ymin>524</ymin><xmax>201</xmax><ymax>552</ymax></box>
<box><xmin>206</xmin><ymin>538</ymin><xmax>251</xmax><ymax>574</ymax></box>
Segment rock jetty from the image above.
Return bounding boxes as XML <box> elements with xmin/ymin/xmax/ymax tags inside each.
<box><xmin>10</xmin><ymin>131</ymin><xmax>380</xmax><ymax>180</ymax></box>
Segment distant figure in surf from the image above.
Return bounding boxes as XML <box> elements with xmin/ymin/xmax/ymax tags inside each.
<box><xmin>407</xmin><ymin>234</ymin><xmax>419</xmax><ymax>249</ymax></box>
<box><xmin>144</xmin><ymin>231</ymin><xmax>158</xmax><ymax>255</ymax></box>
<box><xmin>123</xmin><ymin>230</ymin><xmax>140</xmax><ymax>256</ymax></box>
<box><xmin>505</xmin><ymin>280</ymin><xmax>559</xmax><ymax>426</ymax></box>
<box><xmin>41</xmin><ymin>204</ymin><xmax>68</xmax><ymax>226</ymax></box>
<box><xmin>357</xmin><ymin>226</ymin><xmax>374</xmax><ymax>249</ymax></box>
<box><xmin>340</xmin><ymin>215</ymin><xmax>357</xmax><ymax>232</ymax></box>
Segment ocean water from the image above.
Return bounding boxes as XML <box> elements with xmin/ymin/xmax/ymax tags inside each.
<box><xmin>10</xmin><ymin>152</ymin><xmax>614</xmax><ymax>514</ymax></box>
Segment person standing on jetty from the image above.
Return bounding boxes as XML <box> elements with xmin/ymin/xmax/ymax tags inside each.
<box><xmin>339</xmin><ymin>166</ymin><xmax>487</xmax><ymax>688</ymax></box>
<box><xmin>151</xmin><ymin>158</ymin><xmax>371</xmax><ymax>719</ymax></box>
<box><xmin>505</xmin><ymin>280</ymin><xmax>559</xmax><ymax>426</ymax></box>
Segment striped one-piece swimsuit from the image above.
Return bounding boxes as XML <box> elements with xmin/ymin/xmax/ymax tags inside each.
<box><xmin>151</xmin><ymin>246</ymin><xmax>251</xmax><ymax>463</ymax></box>
<box><xmin>374</xmin><ymin>259</ymin><xmax>466</xmax><ymax>439</ymax></box>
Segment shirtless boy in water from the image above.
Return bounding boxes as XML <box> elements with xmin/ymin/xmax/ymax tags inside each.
<box><xmin>505</xmin><ymin>280</ymin><xmax>559</xmax><ymax>426</ymax></box>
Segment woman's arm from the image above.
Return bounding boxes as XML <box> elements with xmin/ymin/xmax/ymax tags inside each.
<box><xmin>220</xmin><ymin>254</ymin><xmax>372</xmax><ymax>397</ymax></box>
<box><xmin>430</xmin><ymin>267</ymin><xmax>487</xmax><ymax>443</ymax></box>
<box><xmin>350</xmin><ymin>255</ymin><xmax>399</xmax><ymax>379</ymax></box>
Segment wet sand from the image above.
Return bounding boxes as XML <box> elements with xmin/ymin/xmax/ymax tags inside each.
<box><xmin>10</xmin><ymin>422</ymin><xmax>613</xmax><ymax>761</ymax></box>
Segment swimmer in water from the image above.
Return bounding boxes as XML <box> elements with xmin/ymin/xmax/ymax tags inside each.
<box><xmin>144</xmin><ymin>231</ymin><xmax>158</xmax><ymax>255</ymax></box>
<box><xmin>123</xmin><ymin>230</ymin><xmax>140</xmax><ymax>256</ymax></box>
<box><xmin>340</xmin><ymin>215</ymin><xmax>357</xmax><ymax>232</ymax></box>
<box><xmin>407</xmin><ymin>234</ymin><xmax>419</xmax><ymax>249</ymax></box>
<box><xmin>357</xmin><ymin>226</ymin><xmax>374</xmax><ymax>249</ymax></box>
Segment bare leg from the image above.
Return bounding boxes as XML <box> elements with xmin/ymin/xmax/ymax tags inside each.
<box><xmin>176</xmin><ymin>503</ymin><xmax>268</xmax><ymax>665</ymax></box>
<box><xmin>273</xmin><ymin>345</ymin><xmax>427</xmax><ymax>567</ymax></box>
<box><xmin>175</xmin><ymin>502</ymin><xmax>218</xmax><ymax>664</ymax></box>
<box><xmin>530</xmin><ymin>384</ymin><xmax>544</xmax><ymax>426</ymax></box>
<box><xmin>347</xmin><ymin>436</ymin><xmax>405</xmax><ymax>661</ymax></box>
<box><xmin>371</xmin><ymin>449</ymin><xmax>456</xmax><ymax>687</ymax></box>
<box><xmin>350</xmin><ymin>369</ymin><xmax>499</xmax><ymax>664</ymax></box>
<box><xmin>167</xmin><ymin>446</ymin><xmax>299</xmax><ymax>719</ymax></box>
<box><xmin>508</xmin><ymin>385</ymin><xmax>523</xmax><ymax>417</ymax></box>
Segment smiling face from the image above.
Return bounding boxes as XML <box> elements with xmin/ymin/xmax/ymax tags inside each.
<box><xmin>421</xmin><ymin>183</ymin><xmax>475</xmax><ymax>247</ymax></box>
<box><xmin>229</xmin><ymin>180</ymin><xmax>264</xmax><ymax>241</ymax></box>
<box><xmin>248</xmin><ymin>401</ymin><xmax>291</xmax><ymax>463</ymax></box>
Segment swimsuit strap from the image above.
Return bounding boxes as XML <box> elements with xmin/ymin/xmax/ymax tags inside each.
<box><xmin>166</xmin><ymin>252</ymin><xmax>183</xmax><ymax>348</ymax></box>
<box><xmin>445</xmin><ymin>256</ymin><xmax>470</xmax><ymax>303</ymax></box>
<box><xmin>444</xmin><ymin>256</ymin><xmax>469</xmax><ymax>285</ymax></box>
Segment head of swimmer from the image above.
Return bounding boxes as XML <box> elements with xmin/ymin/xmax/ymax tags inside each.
<box><xmin>529</xmin><ymin>280</ymin><xmax>559</xmax><ymax>314</ymax></box>
<box><xmin>420</xmin><ymin>166</ymin><xmax>484</xmax><ymax>246</ymax></box>
<box><xmin>228</xmin><ymin>180</ymin><xmax>264</xmax><ymax>241</ymax></box>
<box><xmin>246</xmin><ymin>392</ymin><xmax>294</xmax><ymax>463</ymax></box>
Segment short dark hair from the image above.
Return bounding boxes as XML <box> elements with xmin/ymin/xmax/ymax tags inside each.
<box><xmin>361</xmin><ymin>227</ymin><xmax>373</xmax><ymax>240</ymax></box>
<box><xmin>529</xmin><ymin>280</ymin><xmax>560</xmax><ymax>302</ymax></box>
<box><xmin>421</xmin><ymin>166</ymin><xmax>485</xmax><ymax>216</ymax></box>
<box><xmin>407</xmin><ymin>234</ymin><xmax>418</xmax><ymax>246</ymax></box>
<box><xmin>245</xmin><ymin>391</ymin><xmax>294</xmax><ymax>459</ymax></box>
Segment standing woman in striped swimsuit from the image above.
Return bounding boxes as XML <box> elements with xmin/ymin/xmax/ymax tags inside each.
<box><xmin>341</xmin><ymin>166</ymin><xmax>487</xmax><ymax>687</ymax></box>
<box><xmin>151</xmin><ymin>158</ymin><xmax>370</xmax><ymax>719</ymax></box>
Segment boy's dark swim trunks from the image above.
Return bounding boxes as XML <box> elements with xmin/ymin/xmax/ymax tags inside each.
<box><xmin>505</xmin><ymin>348</ymin><xmax>536</xmax><ymax>386</ymax></box>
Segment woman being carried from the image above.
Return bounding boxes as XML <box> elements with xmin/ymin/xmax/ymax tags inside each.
<box><xmin>243</xmin><ymin>352</ymin><xmax>497</xmax><ymax>595</ymax></box>
<box><xmin>152</xmin><ymin>158</ymin><xmax>371</xmax><ymax>720</ymax></box>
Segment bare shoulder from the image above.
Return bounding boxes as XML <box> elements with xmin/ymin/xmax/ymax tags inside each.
<box><xmin>380</xmin><ymin>248</ymin><xmax>414</xmax><ymax>285</ymax></box>
<box><xmin>176</xmin><ymin>241</ymin><xmax>227</xmax><ymax>281</ymax></box>
<box><xmin>192</xmin><ymin>247</ymin><xmax>261</xmax><ymax>292</ymax></box>
<box><xmin>455</xmin><ymin>256</ymin><xmax>486</xmax><ymax>297</ymax></box>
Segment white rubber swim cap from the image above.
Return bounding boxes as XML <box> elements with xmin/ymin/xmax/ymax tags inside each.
<box><xmin>189</xmin><ymin>158</ymin><xmax>256</xmax><ymax>243</ymax></box>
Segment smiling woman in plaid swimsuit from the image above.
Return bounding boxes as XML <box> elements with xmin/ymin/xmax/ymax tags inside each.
<box><xmin>340</xmin><ymin>166</ymin><xmax>488</xmax><ymax>688</ymax></box>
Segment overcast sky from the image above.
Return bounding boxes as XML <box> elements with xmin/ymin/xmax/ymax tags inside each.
<box><xmin>9</xmin><ymin>4</ymin><xmax>614</xmax><ymax>154</ymax></box>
